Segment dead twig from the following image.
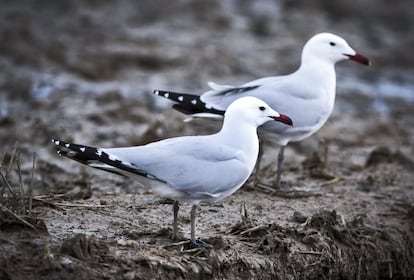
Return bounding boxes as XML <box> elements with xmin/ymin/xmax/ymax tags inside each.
<box><xmin>256</xmin><ymin>183</ymin><xmax>277</xmax><ymax>193</ymax></box>
<box><xmin>54</xmin><ymin>202</ymin><xmax>111</xmax><ymax>208</ymax></box>
<box><xmin>239</xmin><ymin>224</ymin><xmax>269</xmax><ymax>236</ymax></box>
<box><xmin>296</xmin><ymin>250</ymin><xmax>323</xmax><ymax>255</ymax></box>
<box><xmin>240</xmin><ymin>201</ymin><xmax>249</xmax><ymax>224</ymax></box>
<box><xmin>161</xmin><ymin>240</ymin><xmax>189</xmax><ymax>249</ymax></box>
<box><xmin>0</xmin><ymin>203</ymin><xmax>36</xmax><ymax>230</ymax></box>
<box><xmin>28</xmin><ymin>152</ymin><xmax>36</xmax><ymax>215</ymax></box>
<box><xmin>16</xmin><ymin>153</ymin><xmax>25</xmax><ymax>197</ymax></box>
<box><xmin>6</xmin><ymin>142</ymin><xmax>18</xmax><ymax>175</ymax></box>
<box><xmin>319</xmin><ymin>177</ymin><xmax>340</xmax><ymax>187</ymax></box>
<box><xmin>31</xmin><ymin>197</ymin><xmax>66</xmax><ymax>211</ymax></box>
<box><xmin>180</xmin><ymin>247</ymin><xmax>206</xmax><ymax>255</ymax></box>
<box><xmin>0</xmin><ymin>169</ymin><xmax>15</xmax><ymax>196</ymax></box>
<box><xmin>189</xmin><ymin>247</ymin><xmax>207</xmax><ymax>257</ymax></box>
<box><xmin>0</xmin><ymin>152</ymin><xmax>4</xmax><ymax>198</ymax></box>
<box><xmin>255</xmin><ymin>182</ymin><xmax>323</xmax><ymax>198</ymax></box>
<box><xmin>43</xmin><ymin>240</ymin><xmax>54</xmax><ymax>261</ymax></box>
<box><xmin>0</xmin><ymin>151</ymin><xmax>5</xmax><ymax>166</ymax></box>
<box><xmin>271</xmin><ymin>189</ymin><xmax>323</xmax><ymax>199</ymax></box>
<box><xmin>33</xmin><ymin>194</ymin><xmax>68</xmax><ymax>200</ymax></box>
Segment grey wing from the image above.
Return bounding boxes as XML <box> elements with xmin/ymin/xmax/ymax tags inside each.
<box><xmin>201</xmin><ymin>77</ymin><xmax>293</xmax><ymax>134</ymax></box>
<box><xmin>201</xmin><ymin>76</ymin><xmax>327</xmax><ymax>134</ymax></box>
<box><xmin>103</xmin><ymin>137</ymin><xmax>251</xmax><ymax>197</ymax></box>
<box><xmin>200</xmin><ymin>77</ymin><xmax>284</xmax><ymax>110</ymax></box>
<box><xmin>155</xmin><ymin>154</ymin><xmax>250</xmax><ymax>198</ymax></box>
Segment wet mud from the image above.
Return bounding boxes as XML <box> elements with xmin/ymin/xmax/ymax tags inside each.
<box><xmin>1</xmin><ymin>1</ymin><xmax>413</xmax><ymax>279</ymax></box>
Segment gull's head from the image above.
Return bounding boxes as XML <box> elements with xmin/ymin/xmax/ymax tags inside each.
<box><xmin>303</xmin><ymin>32</ymin><xmax>370</xmax><ymax>66</ymax></box>
<box><xmin>225</xmin><ymin>96</ymin><xmax>293</xmax><ymax>127</ymax></box>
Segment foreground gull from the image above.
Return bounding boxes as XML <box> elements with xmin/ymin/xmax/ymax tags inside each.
<box><xmin>153</xmin><ymin>32</ymin><xmax>370</xmax><ymax>188</ymax></box>
<box><xmin>52</xmin><ymin>97</ymin><xmax>293</xmax><ymax>247</ymax></box>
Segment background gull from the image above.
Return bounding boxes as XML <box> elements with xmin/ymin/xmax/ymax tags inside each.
<box><xmin>52</xmin><ymin>96</ymin><xmax>293</xmax><ymax>247</ymax></box>
<box><xmin>153</xmin><ymin>32</ymin><xmax>370</xmax><ymax>188</ymax></box>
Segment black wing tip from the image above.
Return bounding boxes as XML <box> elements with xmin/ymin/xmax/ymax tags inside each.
<box><xmin>153</xmin><ymin>90</ymin><xmax>225</xmax><ymax>116</ymax></box>
<box><xmin>51</xmin><ymin>139</ymin><xmax>97</xmax><ymax>157</ymax></box>
<box><xmin>52</xmin><ymin>139</ymin><xmax>68</xmax><ymax>149</ymax></box>
<box><xmin>153</xmin><ymin>89</ymin><xmax>172</xmax><ymax>97</ymax></box>
<box><xmin>52</xmin><ymin>139</ymin><xmax>166</xmax><ymax>184</ymax></box>
<box><xmin>172</xmin><ymin>104</ymin><xmax>199</xmax><ymax>115</ymax></box>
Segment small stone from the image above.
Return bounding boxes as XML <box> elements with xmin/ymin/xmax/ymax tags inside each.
<box><xmin>292</xmin><ymin>211</ymin><xmax>307</xmax><ymax>223</ymax></box>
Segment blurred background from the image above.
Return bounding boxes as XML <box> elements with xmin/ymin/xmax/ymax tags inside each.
<box><xmin>1</xmin><ymin>0</ymin><xmax>413</xmax><ymax>106</ymax></box>
<box><xmin>0</xmin><ymin>0</ymin><xmax>413</xmax><ymax>154</ymax></box>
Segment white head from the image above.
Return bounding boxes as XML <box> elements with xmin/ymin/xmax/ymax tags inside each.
<box><xmin>302</xmin><ymin>32</ymin><xmax>370</xmax><ymax>66</ymax></box>
<box><xmin>224</xmin><ymin>96</ymin><xmax>293</xmax><ymax>128</ymax></box>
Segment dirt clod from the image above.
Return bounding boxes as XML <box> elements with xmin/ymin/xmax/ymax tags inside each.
<box><xmin>365</xmin><ymin>146</ymin><xmax>413</xmax><ymax>167</ymax></box>
<box><xmin>60</xmin><ymin>234</ymin><xmax>109</xmax><ymax>261</ymax></box>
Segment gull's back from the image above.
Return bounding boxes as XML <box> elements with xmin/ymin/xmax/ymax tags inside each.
<box><xmin>201</xmin><ymin>71</ymin><xmax>335</xmax><ymax>145</ymax></box>
<box><xmin>103</xmin><ymin>134</ymin><xmax>251</xmax><ymax>202</ymax></box>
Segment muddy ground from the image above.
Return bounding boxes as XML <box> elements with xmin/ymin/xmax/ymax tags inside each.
<box><xmin>0</xmin><ymin>1</ymin><xmax>413</xmax><ymax>279</ymax></box>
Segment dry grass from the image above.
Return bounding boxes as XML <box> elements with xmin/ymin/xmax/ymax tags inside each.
<box><xmin>0</xmin><ymin>145</ymin><xmax>37</xmax><ymax>230</ymax></box>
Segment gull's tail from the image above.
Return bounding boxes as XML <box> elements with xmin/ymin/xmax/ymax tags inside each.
<box><xmin>51</xmin><ymin>139</ymin><xmax>159</xmax><ymax>180</ymax></box>
<box><xmin>153</xmin><ymin>90</ymin><xmax>225</xmax><ymax>117</ymax></box>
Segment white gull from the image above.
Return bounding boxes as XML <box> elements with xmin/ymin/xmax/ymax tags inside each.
<box><xmin>52</xmin><ymin>96</ymin><xmax>293</xmax><ymax>247</ymax></box>
<box><xmin>153</xmin><ymin>32</ymin><xmax>370</xmax><ymax>187</ymax></box>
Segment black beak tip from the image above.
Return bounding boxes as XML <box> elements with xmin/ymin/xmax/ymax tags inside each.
<box><xmin>273</xmin><ymin>114</ymin><xmax>293</xmax><ymax>126</ymax></box>
<box><xmin>346</xmin><ymin>53</ymin><xmax>371</xmax><ymax>66</ymax></box>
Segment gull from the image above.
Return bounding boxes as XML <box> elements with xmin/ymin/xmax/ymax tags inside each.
<box><xmin>52</xmin><ymin>96</ymin><xmax>293</xmax><ymax>247</ymax></box>
<box><xmin>153</xmin><ymin>32</ymin><xmax>370</xmax><ymax>188</ymax></box>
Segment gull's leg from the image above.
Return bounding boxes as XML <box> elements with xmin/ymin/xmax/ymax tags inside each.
<box><xmin>319</xmin><ymin>138</ymin><xmax>329</xmax><ymax>167</ymax></box>
<box><xmin>273</xmin><ymin>145</ymin><xmax>286</xmax><ymax>188</ymax></box>
<box><xmin>190</xmin><ymin>204</ymin><xmax>197</xmax><ymax>243</ymax></box>
<box><xmin>172</xmin><ymin>200</ymin><xmax>179</xmax><ymax>240</ymax></box>
<box><xmin>189</xmin><ymin>204</ymin><xmax>212</xmax><ymax>248</ymax></box>
<box><xmin>253</xmin><ymin>140</ymin><xmax>264</xmax><ymax>186</ymax></box>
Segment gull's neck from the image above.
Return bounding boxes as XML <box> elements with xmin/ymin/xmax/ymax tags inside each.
<box><xmin>295</xmin><ymin>56</ymin><xmax>337</xmax><ymax>94</ymax></box>
<box><xmin>217</xmin><ymin>117</ymin><xmax>260</xmax><ymax>167</ymax></box>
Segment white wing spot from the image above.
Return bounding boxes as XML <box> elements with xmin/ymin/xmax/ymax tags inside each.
<box><xmin>205</xmin><ymin>104</ymin><xmax>212</xmax><ymax>109</ymax></box>
<box><xmin>95</xmin><ymin>149</ymin><xmax>102</xmax><ymax>157</ymax></box>
<box><xmin>80</xmin><ymin>147</ymin><xmax>86</xmax><ymax>152</ymax></box>
<box><xmin>65</xmin><ymin>143</ymin><xmax>70</xmax><ymax>148</ymax></box>
<box><xmin>54</xmin><ymin>140</ymin><xmax>60</xmax><ymax>145</ymax></box>
<box><xmin>154</xmin><ymin>90</ymin><xmax>159</xmax><ymax>95</ymax></box>
<box><xmin>164</xmin><ymin>93</ymin><xmax>169</xmax><ymax>98</ymax></box>
<box><xmin>108</xmin><ymin>155</ymin><xmax>117</xmax><ymax>161</ymax></box>
<box><xmin>178</xmin><ymin>96</ymin><xmax>184</xmax><ymax>102</ymax></box>
<box><xmin>191</xmin><ymin>99</ymin><xmax>197</xmax><ymax>105</ymax></box>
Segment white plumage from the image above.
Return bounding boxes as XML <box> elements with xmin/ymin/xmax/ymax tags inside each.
<box><xmin>52</xmin><ymin>96</ymin><xmax>293</xmax><ymax>247</ymax></box>
<box><xmin>154</xmin><ymin>32</ymin><xmax>370</xmax><ymax>187</ymax></box>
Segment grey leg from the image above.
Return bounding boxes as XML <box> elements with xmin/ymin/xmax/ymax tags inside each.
<box><xmin>320</xmin><ymin>138</ymin><xmax>328</xmax><ymax>167</ymax></box>
<box><xmin>172</xmin><ymin>201</ymin><xmax>179</xmax><ymax>240</ymax></box>
<box><xmin>189</xmin><ymin>204</ymin><xmax>213</xmax><ymax>248</ymax></box>
<box><xmin>253</xmin><ymin>140</ymin><xmax>264</xmax><ymax>186</ymax></box>
<box><xmin>190</xmin><ymin>204</ymin><xmax>197</xmax><ymax>243</ymax></box>
<box><xmin>274</xmin><ymin>145</ymin><xmax>286</xmax><ymax>188</ymax></box>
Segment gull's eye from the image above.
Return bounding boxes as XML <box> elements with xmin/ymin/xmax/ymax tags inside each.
<box><xmin>329</xmin><ymin>42</ymin><xmax>336</xmax><ymax>46</ymax></box>
<box><xmin>259</xmin><ymin>106</ymin><xmax>266</xmax><ymax>111</ymax></box>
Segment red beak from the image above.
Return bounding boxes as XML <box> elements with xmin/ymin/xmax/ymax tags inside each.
<box><xmin>271</xmin><ymin>114</ymin><xmax>293</xmax><ymax>126</ymax></box>
<box><xmin>345</xmin><ymin>53</ymin><xmax>371</xmax><ymax>66</ymax></box>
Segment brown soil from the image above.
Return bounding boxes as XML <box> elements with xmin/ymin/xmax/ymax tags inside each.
<box><xmin>0</xmin><ymin>1</ymin><xmax>413</xmax><ymax>279</ymax></box>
